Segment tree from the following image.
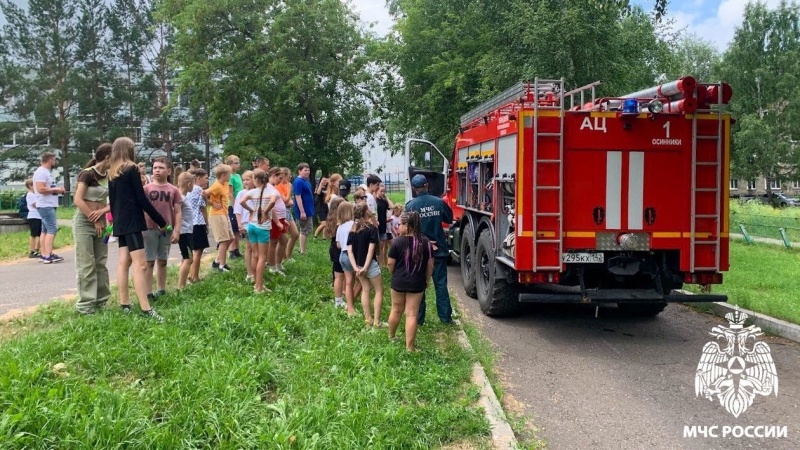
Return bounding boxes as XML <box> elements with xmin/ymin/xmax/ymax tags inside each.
<box><xmin>164</xmin><ymin>0</ymin><xmax>380</xmax><ymax>177</ymax></box>
<box><xmin>73</xmin><ymin>0</ymin><xmax>120</xmax><ymax>163</ymax></box>
<box><xmin>718</xmin><ymin>1</ymin><xmax>800</xmax><ymax>184</ymax></box>
<box><xmin>663</xmin><ymin>33</ymin><xmax>721</xmax><ymax>82</ymax></box>
<box><xmin>0</xmin><ymin>0</ymin><xmax>84</xmax><ymax>189</ymax></box>
<box><xmin>382</xmin><ymin>0</ymin><xmax>670</xmax><ymax>157</ymax></box>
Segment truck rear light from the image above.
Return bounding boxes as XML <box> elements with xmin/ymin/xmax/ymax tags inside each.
<box><xmin>683</xmin><ymin>272</ymin><xmax>723</xmax><ymax>285</ymax></box>
<box><xmin>519</xmin><ymin>272</ymin><xmax>560</xmax><ymax>284</ymax></box>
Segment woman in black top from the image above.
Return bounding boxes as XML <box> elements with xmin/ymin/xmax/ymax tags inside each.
<box><xmin>387</xmin><ymin>212</ymin><xmax>433</xmax><ymax>352</ymax></box>
<box><xmin>107</xmin><ymin>137</ymin><xmax>167</xmax><ymax>322</ymax></box>
<box><xmin>375</xmin><ymin>184</ymin><xmax>393</xmax><ymax>267</ymax></box>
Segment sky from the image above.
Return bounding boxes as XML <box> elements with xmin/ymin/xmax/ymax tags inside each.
<box><xmin>350</xmin><ymin>0</ymin><xmax>786</xmax><ymax>51</ymax></box>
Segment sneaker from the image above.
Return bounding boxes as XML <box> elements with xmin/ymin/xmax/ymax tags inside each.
<box><xmin>40</xmin><ymin>255</ymin><xmax>52</xmax><ymax>264</ymax></box>
<box><xmin>120</xmin><ymin>305</ymin><xmax>132</xmax><ymax>314</ymax></box>
<box><xmin>147</xmin><ymin>293</ymin><xmax>156</xmax><ymax>302</ymax></box>
<box><xmin>155</xmin><ymin>289</ymin><xmax>167</xmax><ymax>298</ymax></box>
<box><xmin>269</xmin><ymin>267</ymin><xmax>286</xmax><ymax>277</ymax></box>
<box><xmin>254</xmin><ymin>287</ymin><xmax>272</xmax><ymax>294</ymax></box>
<box><xmin>28</xmin><ymin>251</ymin><xmax>39</xmax><ymax>258</ymax></box>
<box><xmin>283</xmin><ymin>258</ymin><xmax>296</xmax><ymax>264</ymax></box>
<box><xmin>219</xmin><ymin>264</ymin><xmax>231</xmax><ymax>272</ymax></box>
<box><xmin>141</xmin><ymin>309</ymin><xmax>164</xmax><ymax>322</ymax></box>
<box><xmin>211</xmin><ymin>260</ymin><xmax>220</xmax><ymax>270</ymax></box>
<box><xmin>245</xmin><ymin>274</ymin><xmax>254</xmax><ymax>283</ymax></box>
<box><xmin>278</xmin><ymin>263</ymin><xmax>287</xmax><ymax>272</ymax></box>
<box><xmin>49</xmin><ymin>253</ymin><xmax>64</xmax><ymax>263</ymax></box>
<box><xmin>334</xmin><ymin>300</ymin><xmax>346</xmax><ymax>308</ymax></box>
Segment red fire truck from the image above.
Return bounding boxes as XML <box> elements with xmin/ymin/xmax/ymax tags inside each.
<box><xmin>406</xmin><ymin>77</ymin><xmax>732</xmax><ymax>316</ymax></box>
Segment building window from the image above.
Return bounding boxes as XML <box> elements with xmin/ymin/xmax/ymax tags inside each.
<box><xmin>125</xmin><ymin>127</ymin><xmax>142</xmax><ymax>144</ymax></box>
<box><xmin>766</xmin><ymin>179</ymin><xmax>781</xmax><ymax>190</ymax></box>
<box><xmin>729</xmin><ymin>179</ymin><xmax>738</xmax><ymax>191</ymax></box>
<box><xmin>747</xmin><ymin>180</ymin><xmax>757</xmax><ymax>190</ymax></box>
<box><xmin>792</xmin><ymin>180</ymin><xmax>800</xmax><ymax>190</ymax></box>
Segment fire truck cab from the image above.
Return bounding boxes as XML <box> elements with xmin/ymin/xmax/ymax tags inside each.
<box><xmin>406</xmin><ymin>77</ymin><xmax>732</xmax><ymax>317</ymax></box>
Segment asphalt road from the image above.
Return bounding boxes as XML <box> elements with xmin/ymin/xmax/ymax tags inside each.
<box><xmin>0</xmin><ymin>238</ymin><xmax>184</xmax><ymax>317</ymax></box>
<box><xmin>449</xmin><ymin>266</ymin><xmax>800</xmax><ymax>449</ymax></box>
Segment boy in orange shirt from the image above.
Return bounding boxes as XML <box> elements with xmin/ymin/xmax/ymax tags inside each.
<box><xmin>205</xmin><ymin>164</ymin><xmax>235</xmax><ymax>271</ymax></box>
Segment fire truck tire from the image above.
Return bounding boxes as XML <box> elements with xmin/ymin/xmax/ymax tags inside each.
<box><xmin>617</xmin><ymin>302</ymin><xmax>668</xmax><ymax>317</ymax></box>
<box><xmin>460</xmin><ymin>226</ymin><xmax>478</xmax><ymax>298</ymax></box>
<box><xmin>476</xmin><ymin>230</ymin><xmax>519</xmax><ymax>317</ymax></box>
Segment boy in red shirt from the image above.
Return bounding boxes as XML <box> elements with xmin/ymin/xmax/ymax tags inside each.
<box><xmin>143</xmin><ymin>157</ymin><xmax>182</xmax><ymax>299</ymax></box>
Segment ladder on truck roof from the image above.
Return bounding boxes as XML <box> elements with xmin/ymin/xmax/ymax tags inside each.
<box><xmin>690</xmin><ymin>82</ymin><xmax>725</xmax><ymax>273</ymax></box>
<box><xmin>459</xmin><ymin>81</ymin><xmax>558</xmax><ymax>128</ymax></box>
<box><xmin>532</xmin><ymin>78</ymin><xmax>566</xmax><ymax>271</ymax></box>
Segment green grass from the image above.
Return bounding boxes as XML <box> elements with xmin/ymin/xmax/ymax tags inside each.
<box><xmin>705</xmin><ymin>240</ymin><xmax>800</xmax><ymax>325</ymax></box>
<box><xmin>729</xmin><ymin>200</ymin><xmax>800</xmax><ymax>242</ymax></box>
<box><xmin>56</xmin><ymin>206</ymin><xmax>77</xmax><ymax>220</ymax></box>
<box><xmin>0</xmin><ymin>227</ymin><xmax>73</xmax><ymax>261</ymax></box>
<box><xmin>387</xmin><ymin>191</ymin><xmax>406</xmax><ymax>205</ymax></box>
<box><xmin>0</xmin><ymin>239</ymin><xmax>490</xmax><ymax>448</ymax></box>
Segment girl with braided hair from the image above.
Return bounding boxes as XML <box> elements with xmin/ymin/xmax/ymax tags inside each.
<box><xmin>240</xmin><ymin>169</ymin><xmax>277</xmax><ymax>294</ymax></box>
<box><xmin>387</xmin><ymin>211</ymin><xmax>433</xmax><ymax>351</ymax></box>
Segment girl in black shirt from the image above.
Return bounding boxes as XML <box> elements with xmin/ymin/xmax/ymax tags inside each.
<box><xmin>347</xmin><ymin>204</ymin><xmax>384</xmax><ymax>328</ymax></box>
<box><xmin>387</xmin><ymin>212</ymin><xmax>433</xmax><ymax>351</ymax></box>
<box><xmin>107</xmin><ymin>137</ymin><xmax>168</xmax><ymax>322</ymax></box>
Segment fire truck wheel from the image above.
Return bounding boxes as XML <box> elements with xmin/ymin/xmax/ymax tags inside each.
<box><xmin>460</xmin><ymin>226</ymin><xmax>478</xmax><ymax>298</ymax></box>
<box><xmin>475</xmin><ymin>230</ymin><xmax>519</xmax><ymax>317</ymax></box>
<box><xmin>617</xmin><ymin>302</ymin><xmax>668</xmax><ymax>317</ymax></box>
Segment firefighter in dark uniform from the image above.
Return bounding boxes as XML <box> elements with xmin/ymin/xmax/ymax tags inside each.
<box><xmin>405</xmin><ymin>174</ymin><xmax>454</xmax><ymax>325</ymax></box>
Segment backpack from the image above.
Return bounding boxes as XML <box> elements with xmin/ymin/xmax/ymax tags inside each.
<box><xmin>18</xmin><ymin>194</ymin><xmax>29</xmax><ymax>218</ymax></box>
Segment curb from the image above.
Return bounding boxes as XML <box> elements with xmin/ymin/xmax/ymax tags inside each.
<box><xmin>705</xmin><ymin>302</ymin><xmax>800</xmax><ymax>344</ymax></box>
<box><xmin>678</xmin><ymin>291</ymin><xmax>800</xmax><ymax>344</ymax></box>
<box><xmin>455</xmin><ymin>323</ymin><xmax>518</xmax><ymax>450</ymax></box>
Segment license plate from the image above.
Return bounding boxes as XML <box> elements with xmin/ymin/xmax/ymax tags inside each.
<box><xmin>562</xmin><ymin>252</ymin><xmax>604</xmax><ymax>263</ymax></box>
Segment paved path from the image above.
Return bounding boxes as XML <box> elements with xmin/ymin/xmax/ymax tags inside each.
<box><xmin>0</xmin><ymin>220</ymin><xmax>185</xmax><ymax>317</ymax></box>
<box><xmin>450</xmin><ymin>266</ymin><xmax>800</xmax><ymax>449</ymax></box>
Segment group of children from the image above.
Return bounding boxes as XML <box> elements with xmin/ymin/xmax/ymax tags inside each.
<box><xmin>321</xmin><ymin>181</ymin><xmax>434</xmax><ymax>352</ymax></box>
<box><xmin>30</xmin><ymin>147</ymin><xmax>436</xmax><ymax>348</ymax></box>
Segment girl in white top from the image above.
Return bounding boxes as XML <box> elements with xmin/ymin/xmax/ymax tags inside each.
<box><xmin>234</xmin><ymin>170</ymin><xmax>255</xmax><ymax>283</ymax></box>
<box><xmin>335</xmin><ymin>202</ymin><xmax>355</xmax><ymax>312</ymax></box>
<box><xmin>240</xmin><ymin>169</ymin><xmax>276</xmax><ymax>294</ymax></box>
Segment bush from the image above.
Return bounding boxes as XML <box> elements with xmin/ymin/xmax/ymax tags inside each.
<box><xmin>0</xmin><ymin>190</ymin><xmax>26</xmax><ymax>211</ymax></box>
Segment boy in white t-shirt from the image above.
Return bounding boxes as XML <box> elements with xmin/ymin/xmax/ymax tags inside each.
<box><xmin>25</xmin><ymin>178</ymin><xmax>41</xmax><ymax>258</ymax></box>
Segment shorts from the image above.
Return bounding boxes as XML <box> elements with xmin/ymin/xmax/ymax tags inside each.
<box><xmin>248</xmin><ymin>223</ymin><xmax>271</xmax><ymax>244</ymax></box>
<box><xmin>298</xmin><ymin>217</ymin><xmax>313</xmax><ymax>235</ymax></box>
<box><xmin>208</xmin><ymin>214</ymin><xmax>235</xmax><ymax>243</ymax></box>
<box><xmin>118</xmin><ymin>231</ymin><xmax>145</xmax><ymax>252</ymax></box>
<box><xmin>285</xmin><ymin>211</ymin><xmax>295</xmax><ymax>223</ymax></box>
<box><xmin>364</xmin><ymin>260</ymin><xmax>381</xmax><ymax>279</ymax></box>
<box><xmin>330</xmin><ymin>245</ymin><xmax>343</xmax><ymax>273</ymax></box>
<box><xmin>144</xmin><ymin>229</ymin><xmax>171</xmax><ymax>261</ymax></box>
<box><xmin>192</xmin><ymin>224</ymin><xmax>210</xmax><ymax>250</ymax></box>
<box><xmin>179</xmin><ymin>233</ymin><xmax>193</xmax><ymax>259</ymax></box>
<box><xmin>379</xmin><ymin>232</ymin><xmax>390</xmax><ymax>241</ymax></box>
<box><xmin>339</xmin><ymin>251</ymin><xmax>354</xmax><ymax>273</ymax></box>
<box><xmin>270</xmin><ymin>218</ymin><xmax>288</xmax><ymax>240</ymax></box>
<box><xmin>28</xmin><ymin>218</ymin><xmax>42</xmax><ymax>237</ymax></box>
<box><xmin>38</xmin><ymin>207</ymin><xmax>57</xmax><ymax>234</ymax></box>
<box><xmin>228</xmin><ymin>206</ymin><xmax>239</xmax><ymax>234</ymax></box>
